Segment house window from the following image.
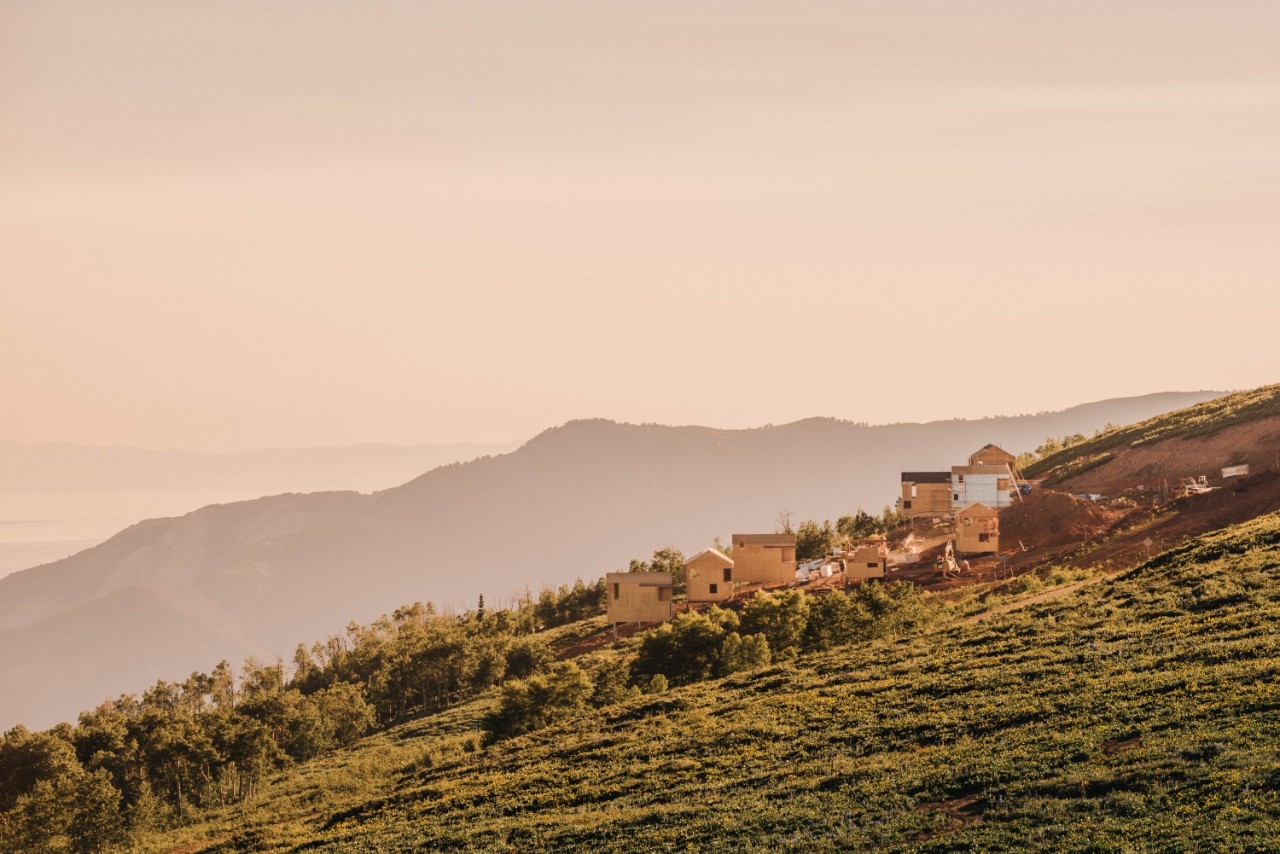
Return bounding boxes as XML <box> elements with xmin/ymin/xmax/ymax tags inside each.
<box><xmin>979</xmin><ymin>533</ymin><xmax>990</xmax><ymax>542</ymax></box>
<box><xmin>867</xmin><ymin>562</ymin><xmax>878</xmax><ymax>569</ymax></box>
<box><xmin>613</xmin><ymin>583</ymin><xmax>620</xmax><ymax>600</ymax></box>
<box><xmin>903</xmin><ymin>500</ymin><xmax>913</xmax><ymax>509</ymax></box>
<box><xmin>723</xmin><ymin>567</ymin><xmax>732</xmax><ymax>582</ymax></box>
<box><xmin>954</xmin><ymin>493</ymin><xmax>960</xmax><ymax>501</ymax></box>
<box><xmin>709</xmin><ymin>583</ymin><xmax>718</xmax><ymax>595</ymax></box>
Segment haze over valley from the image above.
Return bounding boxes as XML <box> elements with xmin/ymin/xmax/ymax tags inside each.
<box><xmin>0</xmin><ymin>440</ymin><xmax>516</xmax><ymax>578</ymax></box>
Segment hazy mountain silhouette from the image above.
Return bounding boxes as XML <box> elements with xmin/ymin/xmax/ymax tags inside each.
<box><xmin>0</xmin><ymin>392</ymin><xmax>1219</xmax><ymax>729</ymax></box>
<box><xmin>0</xmin><ymin>440</ymin><xmax>517</xmax><ymax>576</ymax></box>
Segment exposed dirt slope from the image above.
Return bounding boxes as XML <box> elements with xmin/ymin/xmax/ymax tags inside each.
<box><xmin>1053</xmin><ymin>414</ymin><xmax>1280</xmax><ymax>496</ymax></box>
<box><xmin>1001</xmin><ymin>491</ymin><xmax>1126</xmax><ymax>550</ymax></box>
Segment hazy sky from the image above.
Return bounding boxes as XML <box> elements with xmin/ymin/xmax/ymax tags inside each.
<box><xmin>3</xmin><ymin>1</ymin><xmax>1278</xmax><ymax>449</ymax></box>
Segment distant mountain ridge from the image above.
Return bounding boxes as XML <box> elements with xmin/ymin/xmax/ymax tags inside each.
<box><xmin>0</xmin><ymin>439</ymin><xmax>518</xmax><ymax>577</ymax></box>
<box><xmin>0</xmin><ymin>440</ymin><xmax>518</xmax><ymax>494</ymax></box>
<box><xmin>0</xmin><ymin>391</ymin><xmax>1221</xmax><ymax>729</ymax></box>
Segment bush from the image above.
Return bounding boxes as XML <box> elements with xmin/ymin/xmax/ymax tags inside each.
<box><xmin>483</xmin><ymin>663</ymin><xmax>594</xmax><ymax>740</ymax></box>
<box><xmin>740</xmin><ymin>590</ymin><xmax>809</xmax><ymax>659</ymax></box>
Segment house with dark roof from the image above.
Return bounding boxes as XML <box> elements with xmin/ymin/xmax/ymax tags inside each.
<box><xmin>900</xmin><ymin>471</ymin><xmax>953</xmax><ymax>518</ymax></box>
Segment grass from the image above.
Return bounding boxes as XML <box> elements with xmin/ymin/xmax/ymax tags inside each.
<box><xmin>144</xmin><ymin>510</ymin><xmax>1280</xmax><ymax>852</ymax></box>
<box><xmin>1025</xmin><ymin>383</ymin><xmax>1280</xmax><ymax>482</ymax></box>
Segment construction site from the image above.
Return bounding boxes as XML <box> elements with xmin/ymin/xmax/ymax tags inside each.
<box><xmin>602</xmin><ymin>438</ymin><xmax>1280</xmax><ymax>631</ymax></box>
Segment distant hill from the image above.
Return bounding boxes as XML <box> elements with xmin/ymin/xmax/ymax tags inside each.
<box><xmin>0</xmin><ymin>391</ymin><xmax>1220</xmax><ymax>729</ymax></box>
<box><xmin>0</xmin><ymin>440</ymin><xmax>517</xmax><ymax>576</ymax></box>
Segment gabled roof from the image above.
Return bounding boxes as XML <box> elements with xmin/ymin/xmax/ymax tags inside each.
<box><xmin>951</xmin><ymin>465</ymin><xmax>1011</xmax><ymax>476</ymax></box>
<box><xmin>970</xmin><ymin>444</ymin><xmax>1016</xmax><ymax>463</ymax></box>
<box><xmin>901</xmin><ymin>471</ymin><xmax>951</xmax><ymax>484</ymax></box>
<box><xmin>956</xmin><ymin>502</ymin><xmax>998</xmax><ymax>517</ymax></box>
<box><xmin>685</xmin><ymin>548</ymin><xmax>733</xmax><ymax>567</ymax></box>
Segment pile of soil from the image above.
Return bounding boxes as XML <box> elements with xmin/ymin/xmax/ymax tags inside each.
<box><xmin>1001</xmin><ymin>491</ymin><xmax>1124</xmax><ymax>550</ymax></box>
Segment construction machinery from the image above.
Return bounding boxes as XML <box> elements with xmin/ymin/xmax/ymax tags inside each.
<box><xmin>1178</xmin><ymin>475</ymin><xmax>1217</xmax><ymax>498</ymax></box>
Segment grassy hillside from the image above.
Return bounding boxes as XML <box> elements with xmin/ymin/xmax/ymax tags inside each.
<box><xmin>1024</xmin><ymin>383</ymin><xmax>1280</xmax><ymax>484</ymax></box>
<box><xmin>146</xmin><ymin>510</ymin><xmax>1280</xmax><ymax>853</ymax></box>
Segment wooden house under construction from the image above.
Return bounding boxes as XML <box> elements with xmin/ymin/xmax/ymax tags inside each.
<box><xmin>969</xmin><ymin>444</ymin><xmax>1018</xmax><ymax>469</ymax></box>
<box><xmin>731</xmin><ymin>533</ymin><xmax>796</xmax><ymax>585</ymax></box>
<box><xmin>900</xmin><ymin>471</ymin><xmax>954</xmax><ymax>518</ymax></box>
<box><xmin>955</xmin><ymin>503</ymin><xmax>999</xmax><ymax>554</ymax></box>
<box><xmin>845</xmin><ymin>536</ymin><xmax>888</xmax><ymax>581</ymax></box>
<box><xmin>606</xmin><ymin>572</ymin><xmax>673</xmax><ymax>624</ymax></box>
<box><xmin>684</xmin><ymin>548</ymin><xmax>735</xmax><ymax>602</ymax></box>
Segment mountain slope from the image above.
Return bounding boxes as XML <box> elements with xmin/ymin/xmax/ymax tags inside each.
<box><xmin>145</xmin><ymin>509</ymin><xmax>1280</xmax><ymax>852</ymax></box>
<box><xmin>1024</xmin><ymin>383</ymin><xmax>1280</xmax><ymax>491</ymax></box>
<box><xmin>0</xmin><ymin>392</ymin><xmax>1220</xmax><ymax>729</ymax></box>
<box><xmin>0</xmin><ymin>439</ymin><xmax>517</xmax><ymax>577</ymax></box>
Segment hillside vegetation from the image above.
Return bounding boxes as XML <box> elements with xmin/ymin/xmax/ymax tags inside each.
<box><xmin>1025</xmin><ymin>383</ymin><xmax>1280</xmax><ymax>484</ymax></box>
<box><xmin>66</xmin><ymin>509</ymin><xmax>1280</xmax><ymax>853</ymax></box>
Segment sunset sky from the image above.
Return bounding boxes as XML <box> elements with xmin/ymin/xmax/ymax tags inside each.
<box><xmin>3</xmin><ymin>1</ymin><xmax>1278</xmax><ymax>450</ymax></box>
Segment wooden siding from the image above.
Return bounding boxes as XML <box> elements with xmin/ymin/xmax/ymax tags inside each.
<box><xmin>685</xmin><ymin>550</ymin><xmax>735</xmax><ymax>602</ymax></box>
<box><xmin>605</xmin><ymin>572</ymin><xmax>673</xmax><ymax>623</ymax></box>
<box><xmin>732</xmin><ymin>533</ymin><xmax>796</xmax><ymax>584</ymax></box>
<box><xmin>955</xmin><ymin>504</ymin><xmax>999</xmax><ymax>554</ymax></box>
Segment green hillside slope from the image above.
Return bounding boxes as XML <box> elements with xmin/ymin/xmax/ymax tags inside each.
<box><xmin>146</xmin><ymin>510</ymin><xmax>1280</xmax><ymax>853</ymax></box>
<box><xmin>1024</xmin><ymin>383</ymin><xmax>1280</xmax><ymax>484</ymax></box>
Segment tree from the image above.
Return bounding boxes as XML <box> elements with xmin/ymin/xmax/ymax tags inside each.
<box><xmin>588</xmin><ymin>658</ymin><xmax>636</xmax><ymax>707</ymax></box>
<box><xmin>775</xmin><ymin>509</ymin><xmax>795</xmax><ymax>534</ymax></box>
<box><xmin>503</xmin><ymin>636</ymin><xmax>552</xmax><ymax>681</ymax></box>
<box><xmin>648</xmin><ymin>546</ymin><xmax>687</xmax><ymax>594</ymax></box>
<box><xmin>631</xmin><ymin>607</ymin><xmax>742</xmax><ymax>686</ymax></box>
<box><xmin>483</xmin><ymin>663</ymin><xmax>593</xmax><ymax>740</ymax></box>
<box><xmin>740</xmin><ymin>590</ymin><xmax>809</xmax><ymax>659</ymax></box>
<box><xmin>836</xmin><ymin>510</ymin><xmax>882</xmax><ymax>543</ymax></box>
<box><xmin>718</xmin><ymin>632</ymin><xmax>771</xmax><ymax>675</ymax></box>
<box><xmin>632</xmin><ymin>610</ymin><xmax>726</xmax><ymax>686</ymax></box>
<box><xmin>314</xmin><ymin>682</ymin><xmax>375</xmax><ymax>748</ymax></box>
<box><xmin>795</xmin><ymin>519</ymin><xmax>835</xmax><ymax>560</ymax></box>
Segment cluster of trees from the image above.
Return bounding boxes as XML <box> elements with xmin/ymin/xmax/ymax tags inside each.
<box><xmin>625</xmin><ymin>547</ymin><xmax>687</xmax><ymax>593</ymax></box>
<box><xmin>790</xmin><ymin>508</ymin><xmax>905</xmax><ymax>560</ymax></box>
<box><xmin>632</xmin><ymin>583</ymin><xmax>929</xmax><ymax>686</ymax></box>
<box><xmin>0</xmin><ymin>559</ymin><xmax>931</xmax><ymax>851</ymax></box>
<box><xmin>0</xmin><ymin>579</ymin><xmax>606</xmax><ymax>853</ymax></box>
<box><xmin>486</xmin><ymin>582</ymin><xmax>932</xmax><ymax>742</ymax></box>
<box><xmin>0</xmin><ymin>665</ymin><xmax>378</xmax><ymax>852</ymax></box>
<box><xmin>1017</xmin><ymin>424</ymin><xmax>1122</xmax><ymax>470</ymax></box>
